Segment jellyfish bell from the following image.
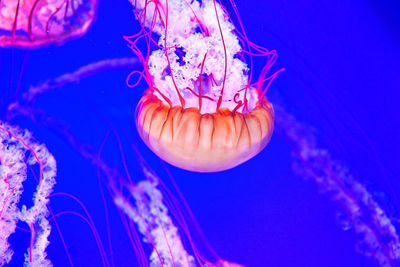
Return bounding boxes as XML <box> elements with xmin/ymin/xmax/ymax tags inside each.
<box><xmin>0</xmin><ymin>0</ymin><xmax>97</xmax><ymax>48</ymax></box>
<box><xmin>136</xmin><ymin>87</ymin><xmax>274</xmax><ymax>172</ymax></box>
<box><xmin>129</xmin><ymin>0</ymin><xmax>280</xmax><ymax>172</ymax></box>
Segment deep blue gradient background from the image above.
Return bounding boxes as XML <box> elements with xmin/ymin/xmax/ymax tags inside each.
<box><xmin>1</xmin><ymin>0</ymin><xmax>399</xmax><ymax>266</ymax></box>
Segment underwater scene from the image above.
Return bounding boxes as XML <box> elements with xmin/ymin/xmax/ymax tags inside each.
<box><xmin>0</xmin><ymin>0</ymin><xmax>399</xmax><ymax>266</ymax></box>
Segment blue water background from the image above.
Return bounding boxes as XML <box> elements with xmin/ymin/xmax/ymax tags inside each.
<box><xmin>1</xmin><ymin>0</ymin><xmax>399</xmax><ymax>266</ymax></box>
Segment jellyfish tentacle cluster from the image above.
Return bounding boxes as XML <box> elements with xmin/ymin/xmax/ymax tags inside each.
<box><xmin>114</xmin><ymin>172</ymin><xmax>197</xmax><ymax>267</ymax></box>
<box><xmin>129</xmin><ymin>0</ymin><xmax>280</xmax><ymax>172</ymax></box>
<box><xmin>0</xmin><ymin>122</ymin><xmax>56</xmax><ymax>266</ymax></box>
<box><xmin>275</xmin><ymin>105</ymin><xmax>400</xmax><ymax>267</ymax></box>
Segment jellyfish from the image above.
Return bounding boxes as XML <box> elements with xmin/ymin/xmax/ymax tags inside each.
<box><xmin>0</xmin><ymin>0</ymin><xmax>97</xmax><ymax>48</ymax></box>
<box><xmin>0</xmin><ymin>0</ymin><xmax>99</xmax><ymax>124</ymax></box>
<box><xmin>0</xmin><ymin>0</ymin><xmax>399</xmax><ymax>266</ymax></box>
<box><xmin>127</xmin><ymin>0</ymin><xmax>282</xmax><ymax>172</ymax></box>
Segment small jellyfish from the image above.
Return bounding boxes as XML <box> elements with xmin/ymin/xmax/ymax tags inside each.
<box><xmin>0</xmin><ymin>0</ymin><xmax>97</xmax><ymax>48</ymax></box>
<box><xmin>128</xmin><ymin>0</ymin><xmax>282</xmax><ymax>172</ymax></box>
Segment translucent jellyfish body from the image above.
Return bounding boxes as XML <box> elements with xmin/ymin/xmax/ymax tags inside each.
<box><xmin>129</xmin><ymin>0</ymin><xmax>279</xmax><ymax>172</ymax></box>
<box><xmin>137</xmin><ymin>89</ymin><xmax>274</xmax><ymax>172</ymax></box>
<box><xmin>0</xmin><ymin>0</ymin><xmax>97</xmax><ymax>48</ymax></box>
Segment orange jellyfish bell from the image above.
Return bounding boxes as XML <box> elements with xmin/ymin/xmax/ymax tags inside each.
<box><xmin>136</xmin><ymin>88</ymin><xmax>274</xmax><ymax>172</ymax></box>
<box><xmin>128</xmin><ymin>0</ymin><xmax>281</xmax><ymax>172</ymax></box>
